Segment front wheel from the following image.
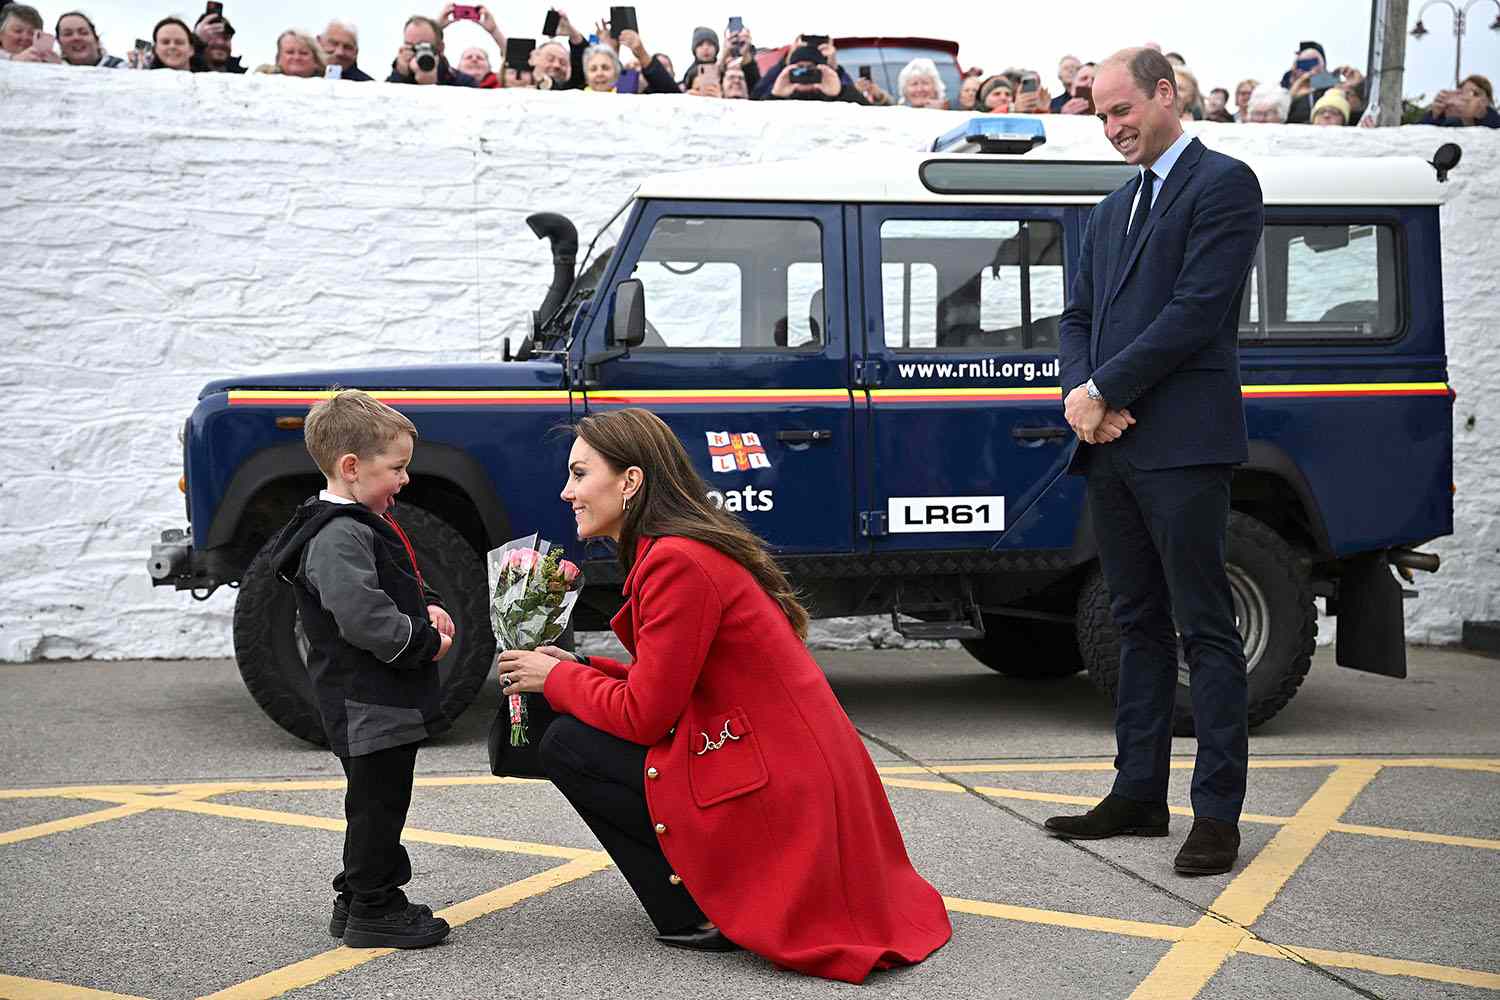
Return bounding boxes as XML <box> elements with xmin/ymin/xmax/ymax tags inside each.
<box><xmin>232</xmin><ymin>505</ymin><xmax>496</xmax><ymax>745</ymax></box>
<box><xmin>1077</xmin><ymin>511</ymin><xmax>1317</xmax><ymax>736</ymax></box>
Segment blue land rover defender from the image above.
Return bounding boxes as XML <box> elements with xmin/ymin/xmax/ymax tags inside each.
<box><xmin>149</xmin><ymin>119</ymin><xmax>1458</xmax><ymax>743</ymax></box>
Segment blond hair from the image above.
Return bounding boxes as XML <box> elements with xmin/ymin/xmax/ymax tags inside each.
<box><xmin>303</xmin><ymin>389</ymin><xmax>416</xmax><ymax>477</ymax></box>
<box><xmin>275</xmin><ymin>29</ymin><xmax>328</xmax><ymax>75</ymax></box>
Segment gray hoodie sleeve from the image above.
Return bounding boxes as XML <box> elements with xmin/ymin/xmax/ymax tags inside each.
<box><xmin>302</xmin><ymin>519</ymin><xmax>417</xmax><ymax>664</ymax></box>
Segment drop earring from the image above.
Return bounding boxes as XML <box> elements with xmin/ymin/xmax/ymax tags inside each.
<box><xmin>622</xmin><ymin>494</ymin><xmax>630</xmax><ymax>513</ymax></box>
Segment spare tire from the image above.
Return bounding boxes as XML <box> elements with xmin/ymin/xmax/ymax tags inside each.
<box><xmin>232</xmin><ymin>505</ymin><xmax>496</xmax><ymax>745</ymax></box>
<box><xmin>1077</xmin><ymin>511</ymin><xmax>1317</xmax><ymax>736</ymax></box>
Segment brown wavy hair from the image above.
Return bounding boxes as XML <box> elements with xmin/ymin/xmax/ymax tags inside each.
<box><xmin>572</xmin><ymin>408</ymin><xmax>810</xmax><ymax>639</ymax></box>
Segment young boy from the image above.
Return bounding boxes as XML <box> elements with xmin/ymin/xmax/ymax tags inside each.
<box><xmin>267</xmin><ymin>389</ymin><xmax>455</xmax><ymax>949</ymax></box>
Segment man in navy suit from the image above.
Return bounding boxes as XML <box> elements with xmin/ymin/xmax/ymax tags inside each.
<box><xmin>1045</xmin><ymin>47</ymin><xmax>1264</xmax><ymax>875</ymax></box>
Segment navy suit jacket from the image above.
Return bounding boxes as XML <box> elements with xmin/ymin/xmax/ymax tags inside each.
<box><xmin>1058</xmin><ymin>138</ymin><xmax>1264</xmax><ymax>473</ymax></box>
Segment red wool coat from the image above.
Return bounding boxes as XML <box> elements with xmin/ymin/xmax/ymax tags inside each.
<box><xmin>544</xmin><ymin>536</ymin><xmax>952</xmax><ymax>984</ymax></box>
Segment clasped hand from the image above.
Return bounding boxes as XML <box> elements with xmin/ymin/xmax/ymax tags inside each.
<box><xmin>1063</xmin><ymin>385</ymin><xmax>1135</xmax><ymax>445</ymax></box>
<box><xmin>496</xmin><ymin>645</ymin><xmax>575</xmax><ymax>693</ymax></box>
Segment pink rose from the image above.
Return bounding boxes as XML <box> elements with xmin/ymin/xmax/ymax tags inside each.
<box><xmin>503</xmin><ymin>548</ymin><xmax>540</xmax><ymax>573</ymax></box>
<box><xmin>559</xmin><ymin>560</ymin><xmax>580</xmax><ymax>584</ymax></box>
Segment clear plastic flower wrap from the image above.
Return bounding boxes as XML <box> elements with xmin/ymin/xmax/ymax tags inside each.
<box><xmin>487</xmin><ymin>533</ymin><xmax>583</xmax><ymax>746</ymax></box>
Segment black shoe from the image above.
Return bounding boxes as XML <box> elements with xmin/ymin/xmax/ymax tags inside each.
<box><xmin>342</xmin><ymin>903</ymin><xmax>449</xmax><ymax>949</ymax></box>
<box><xmin>331</xmin><ymin>899</ymin><xmax>433</xmax><ymax>938</ymax></box>
<box><xmin>1174</xmin><ymin>817</ymin><xmax>1240</xmax><ymax>876</ymax></box>
<box><xmin>656</xmin><ymin>926</ymin><xmax>740</xmax><ymax>953</ymax></box>
<box><xmin>329</xmin><ymin>897</ymin><xmax>350</xmax><ymax>938</ymax></box>
<box><xmin>1044</xmin><ymin>793</ymin><xmax>1170</xmax><ymax>840</ymax></box>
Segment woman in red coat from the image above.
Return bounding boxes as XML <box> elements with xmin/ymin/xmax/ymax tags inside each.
<box><xmin>496</xmin><ymin>408</ymin><xmax>951</xmax><ymax>984</ymax></box>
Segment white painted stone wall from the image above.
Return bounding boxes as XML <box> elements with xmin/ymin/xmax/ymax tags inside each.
<box><xmin>2</xmin><ymin>62</ymin><xmax>1497</xmax><ymax>662</ymax></box>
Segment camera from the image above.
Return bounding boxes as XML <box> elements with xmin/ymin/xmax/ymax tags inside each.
<box><xmin>453</xmin><ymin>4</ymin><xmax>481</xmax><ymax>20</ymax></box>
<box><xmin>413</xmin><ymin>41</ymin><xmax>437</xmax><ymax>73</ymax></box>
<box><xmin>789</xmin><ymin>65</ymin><xmax>822</xmax><ymax>85</ymax></box>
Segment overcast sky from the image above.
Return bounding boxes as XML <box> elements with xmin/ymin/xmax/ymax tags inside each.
<box><xmin>60</xmin><ymin>0</ymin><xmax>1500</xmax><ymax>103</ymax></box>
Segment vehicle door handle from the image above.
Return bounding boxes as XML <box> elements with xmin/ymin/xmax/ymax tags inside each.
<box><xmin>776</xmin><ymin>429</ymin><xmax>833</xmax><ymax>444</ymax></box>
<box><xmin>1011</xmin><ymin>426</ymin><xmax>1071</xmax><ymax>441</ymax></box>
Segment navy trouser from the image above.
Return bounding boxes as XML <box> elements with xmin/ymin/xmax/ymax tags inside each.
<box><xmin>334</xmin><ymin>741</ymin><xmax>419</xmax><ymax>917</ymax></box>
<box><xmin>539</xmin><ymin>715</ymin><xmax>707</xmax><ymax>934</ymax></box>
<box><xmin>1085</xmin><ymin>446</ymin><xmax>1249</xmax><ymax>822</ymax></box>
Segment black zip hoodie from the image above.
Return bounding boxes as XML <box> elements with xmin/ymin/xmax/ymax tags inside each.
<box><xmin>268</xmin><ymin>498</ymin><xmax>449</xmax><ymax>757</ymax></box>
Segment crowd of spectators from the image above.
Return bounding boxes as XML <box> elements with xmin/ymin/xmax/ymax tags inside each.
<box><xmin>2</xmin><ymin>1</ymin><xmax>1496</xmax><ymax>128</ymax></box>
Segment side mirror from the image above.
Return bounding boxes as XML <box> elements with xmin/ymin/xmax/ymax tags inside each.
<box><xmin>609</xmin><ymin>279</ymin><xmax>647</xmax><ymax>348</ymax></box>
<box><xmin>1430</xmin><ymin>142</ymin><xmax>1461</xmax><ymax>183</ymax></box>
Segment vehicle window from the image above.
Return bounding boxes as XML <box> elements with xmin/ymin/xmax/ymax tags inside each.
<box><xmin>1240</xmin><ymin>223</ymin><xmax>1401</xmax><ymax>342</ymax></box>
<box><xmin>629</xmin><ymin>217</ymin><xmax>824</xmax><ymax>350</ymax></box>
<box><xmin>879</xmin><ymin>219</ymin><xmax>1065</xmax><ymax>353</ymax></box>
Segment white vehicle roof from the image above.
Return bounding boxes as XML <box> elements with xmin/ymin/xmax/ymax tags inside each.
<box><xmin>633</xmin><ymin>118</ymin><xmax>1448</xmax><ymax>207</ymax></box>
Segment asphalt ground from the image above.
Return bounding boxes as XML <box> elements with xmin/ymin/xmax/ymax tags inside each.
<box><xmin>1</xmin><ymin>644</ymin><xmax>1497</xmax><ymax>1000</ymax></box>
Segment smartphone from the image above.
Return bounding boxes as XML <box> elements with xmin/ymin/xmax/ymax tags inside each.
<box><xmin>609</xmin><ymin>6</ymin><xmax>638</xmax><ymax>37</ymax></box>
<box><xmin>803</xmin><ymin>34</ymin><xmax>829</xmax><ymax>48</ymax></box>
<box><xmin>698</xmin><ymin>62</ymin><xmax>719</xmax><ymax>86</ymax></box>
<box><xmin>858</xmin><ymin>65</ymin><xmax>871</xmax><ymax>80</ymax></box>
<box><xmin>727</xmin><ymin>16</ymin><xmax>743</xmax><ymax>33</ymax></box>
<box><xmin>1294</xmin><ymin>56</ymin><xmax>1320</xmax><ymax>73</ymax></box>
<box><xmin>1073</xmin><ymin>85</ymin><xmax>1092</xmax><ymax>108</ymax></box>
<box><xmin>453</xmin><ymin>4</ymin><xmax>481</xmax><ymax>20</ymax></box>
<box><xmin>205</xmin><ymin>1</ymin><xmax>223</xmax><ymax>14</ymax></box>
<box><xmin>1020</xmin><ymin>72</ymin><xmax>1040</xmax><ymax>94</ymax></box>
<box><xmin>788</xmin><ymin>65</ymin><xmax>821</xmax><ymax>84</ymax></box>
<box><xmin>542</xmin><ymin>9</ymin><xmax>560</xmax><ymax>35</ymax></box>
<box><xmin>1308</xmin><ymin>71</ymin><xmax>1341</xmax><ymax>91</ymax></box>
<box><xmin>325</xmin><ymin>64</ymin><xmax>342</xmax><ymax>79</ymax></box>
<box><xmin>505</xmin><ymin>37</ymin><xmax>536</xmax><ymax>70</ymax></box>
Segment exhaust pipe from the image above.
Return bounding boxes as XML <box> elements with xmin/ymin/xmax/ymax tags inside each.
<box><xmin>527</xmin><ymin>212</ymin><xmax>579</xmax><ymax>330</ymax></box>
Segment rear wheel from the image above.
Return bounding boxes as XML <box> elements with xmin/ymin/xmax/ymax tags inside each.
<box><xmin>232</xmin><ymin>505</ymin><xmax>495</xmax><ymax>745</ymax></box>
<box><xmin>960</xmin><ymin>616</ymin><xmax>1084</xmax><ymax>679</ymax></box>
<box><xmin>1077</xmin><ymin>511</ymin><xmax>1316</xmax><ymax>735</ymax></box>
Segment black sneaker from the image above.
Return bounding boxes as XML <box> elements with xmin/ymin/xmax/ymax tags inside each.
<box><xmin>342</xmin><ymin>903</ymin><xmax>449</xmax><ymax>949</ymax></box>
<box><xmin>329</xmin><ymin>897</ymin><xmax>350</xmax><ymax>938</ymax></box>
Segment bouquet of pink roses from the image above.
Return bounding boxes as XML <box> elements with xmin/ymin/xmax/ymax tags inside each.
<box><xmin>487</xmin><ymin>534</ymin><xmax>584</xmax><ymax>746</ymax></box>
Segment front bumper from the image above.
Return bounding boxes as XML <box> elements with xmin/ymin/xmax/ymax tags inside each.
<box><xmin>147</xmin><ymin>528</ymin><xmax>237</xmax><ymax>599</ymax></box>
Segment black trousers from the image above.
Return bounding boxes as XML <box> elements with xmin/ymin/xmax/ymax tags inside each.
<box><xmin>334</xmin><ymin>741</ymin><xmax>420</xmax><ymax>917</ymax></box>
<box><xmin>538</xmin><ymin>715</ymin><xmax>706</xmax><ymax>934</ymax></box>
<box><xmin>1086</xmin><ymin>446</ymin><xmax>1249</xmax><ymax>822</ymax></box>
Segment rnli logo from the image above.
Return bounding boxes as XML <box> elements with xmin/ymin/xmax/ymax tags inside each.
<box><xmin>706</xmin><ymin>431</ymin><xmax>771</xmax><ymax>474</ymax></box>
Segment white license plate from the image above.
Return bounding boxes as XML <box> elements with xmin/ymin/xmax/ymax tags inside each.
<box><xmin>887</xmin><ymin>496</ymin><xmax>1005</xmax><ymax>533</ymax></box>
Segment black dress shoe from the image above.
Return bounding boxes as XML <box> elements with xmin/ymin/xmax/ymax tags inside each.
<box><xmin>655</xmin><ymin>926</ymin><xmax>740</xmax><ymax>953</ymax></box>
<box><xmin>1044</xmin><ymin>793</ymin><xmax>1170</xmax><ymax>840</ymax></box>
<box><xmin>1174</xmin><ymin>817</ymin><xmax>1240</xmax><ymax>875</ymax></box>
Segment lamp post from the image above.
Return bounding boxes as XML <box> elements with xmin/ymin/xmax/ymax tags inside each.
<box><xmin>1411</xmin><ymin>0</ymin><xmax>1500</xmax><ymax>87</ymax></box>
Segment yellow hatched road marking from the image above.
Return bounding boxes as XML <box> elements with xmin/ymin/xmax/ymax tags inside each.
<box><xmin>1329</xmin><ymin>822</ymin><xmax>1500</xmax><ymax>851</ymax></box>
<box><xmin>877</xmin><ymin>756</ymin><xmax>1500</xmax><ymax>775</ymax></box>
<box><xmin>944</xmin><ymin>896</ymin><xmax>1187</xmax><ymax>943</ymax></box>
<box><xmin>71</xmin><ymin>791</ymin><xmax>601</xmax><ymax>861</ymax></box>
<box><xmin>0</xmin><ymin>802</ymin><xmax>161</xmax><ymax>847</ymax></box>
<box><xmin>0</xmin><ymin>975</ymin><xmax>150</xmax><ymax>999</ymax></box>
<box><xmin>1126</xmin><ymin>762</ymin><xmax>1382</xmax><ymax>1000</ymax></box>
<box><xmin>199</xmin><ymin>856</ymin><xmax>612</xmax><ymax>1000</ymax></box>
<box><xmin>1236</xmin><ymin>939</ymin><xmax>1500</xmax><ymax>990</ymax></box>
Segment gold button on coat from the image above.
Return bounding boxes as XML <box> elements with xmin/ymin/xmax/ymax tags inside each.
<box><xmin>668</xmin><ymin>874</ymin><xmax>682</xmax><ymax>885</ymax></box>
<box><xmin>655</xmin><ymin>823</ymin><xmax>667</xmax><ymax>834</ymax></box>
<box><xmin>646</xmin><ymin>767</ymin><xmax>659</xmax><ymax>779</ymax></box>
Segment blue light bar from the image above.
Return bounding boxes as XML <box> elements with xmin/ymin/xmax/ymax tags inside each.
<box><xmin>930</xmin><ymin>116</ymin><xmax>1048</xmax><ymax>155</ymax></box>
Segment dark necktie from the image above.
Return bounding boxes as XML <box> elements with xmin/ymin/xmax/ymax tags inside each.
<box><xmin>1124</xmin><ymin>169</ymin><xmax>1156</xmax><ymax>251</ymax></box>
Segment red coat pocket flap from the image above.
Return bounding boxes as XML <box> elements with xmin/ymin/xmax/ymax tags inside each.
<box><xmin>688</xmin><ymin>708</ymin><xmax>767</xmax><ymax>808</ymax></box>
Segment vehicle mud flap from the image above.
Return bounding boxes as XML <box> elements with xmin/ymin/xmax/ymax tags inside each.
<box><xmin>1334</xmin><ymin>553</ymin><xmax>1407</xmax><ymax>679</ymax></box>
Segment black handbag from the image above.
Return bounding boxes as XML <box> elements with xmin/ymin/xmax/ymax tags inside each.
<box><xmin>486</xmin><ymin>634</ymin><xmax>579</xmax><ymax>779</ymax></box>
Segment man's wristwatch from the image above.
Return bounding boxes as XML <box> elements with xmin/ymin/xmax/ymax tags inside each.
<box><xmin>1084</xmin><ymin>378</ymin><xmax>1104</xmax><ymax>402</ymax></box>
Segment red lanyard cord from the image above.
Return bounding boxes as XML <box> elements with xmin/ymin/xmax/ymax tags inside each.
<box><xmin>383</xmin><ymin>511</ymin><xmax>426</xmax><ymax>589</ymax></box>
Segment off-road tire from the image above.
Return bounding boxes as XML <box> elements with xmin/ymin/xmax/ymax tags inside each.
<box><xmin>1076</xmin><ymin>511</ymin><xmax>1317</xmax><ymax>736</ymax></box>
<box><xmin>232</xmin><ymin>505</ymin><xmax>496</xmax><ymax>745</ymax></box>
<box><xmin>961</xmin><ymin>617</ymin><xmax>1084</xmax><ymax>679</ymax></box>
